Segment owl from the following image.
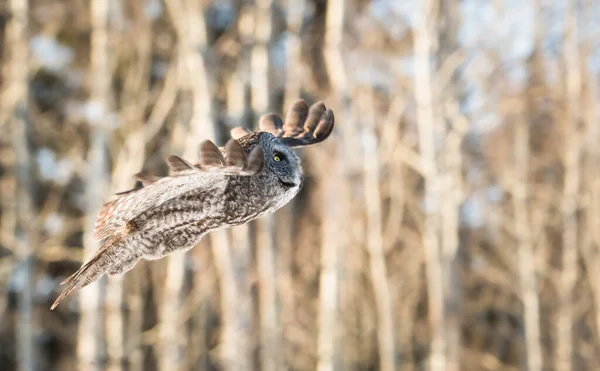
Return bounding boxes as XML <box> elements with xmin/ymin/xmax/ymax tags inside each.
<box><xmin>51</xmin><ymin>99</ymin><xmax>334</xmax><ymax>310</ymax></box>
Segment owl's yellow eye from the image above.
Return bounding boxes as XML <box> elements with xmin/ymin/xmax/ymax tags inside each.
<box><xmin>273</xmin><ymin>151</ymin><xmax>285</xmax><ymax>162</ymax></box>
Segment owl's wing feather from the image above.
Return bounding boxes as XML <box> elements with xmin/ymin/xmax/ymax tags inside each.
<box><xmin>304</xmin><ymin>101</ymin><xmax>327</xmax><ymax>133</ymax></box>
<box><xmin>235</xmin><ymin>99</ymin><xmax>334</xmax><ymax>148</ymax></box>
<box><xmin>166</xmin><ymin>155</ymin><xmax>197</xmax><ymax>172</ymax></box>
<box><xmin>259</xmin><ymin>113</ymin><xmax>284</xmax><ymax>136</ymax></box>
<box><xmin>51</xmin><ymin>234</ymin><xmax>123</xmax><ymax>310</ymax></box>
<box><xmin>196</xmin><ymin>139</ymin><xmax>264</xmax><ymax>175</ymax></box>
<box><xmin>278</xmin><ymin>100</ymin><xmax>335</xmax><ymax>148</ymax></box>
<box><xmin>224</xmin><ymin>139</ymin><xmax>246</xmax><ymax>168</ymax></box>
<box><xmin>111</xmin><ymin>174</ymin><xmax>162</xmax><ymax>197</ymax></box>
<box><xmin>134</xmin><ymin>173</ymin><xmax>162</xmax><ymax>186</ymax></box>
<box><xmin>197</xmin><ymin>140</ymin><xmax>226</xmax><ymax>167</ymax></box>
<box><xmin>244</xmin><ymin>146</ymin><xmax>264</xmax><ymax>174</ymax></box>
<box><xmin>282</xmin><ymin>99</ymin><xmax>309</xmax><ymax>137</ymax></box>
<box><xmin>59</xmin><ymin>234</ymin><xmax>122</xmax><ymax>286</ymax></box>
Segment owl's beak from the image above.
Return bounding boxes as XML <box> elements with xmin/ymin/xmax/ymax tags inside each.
<box><xmin>279</xmin><ymin>172</ymin><xmax>302</xmax><ymax>189</ymax></box>
<box><xmin>279</xmin><ymin>179</ymin><xmax>299</xmax><ymax>188</ymax></box>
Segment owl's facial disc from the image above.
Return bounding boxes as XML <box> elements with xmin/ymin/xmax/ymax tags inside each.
<box><xmin>264</xmin><ymin>138</ymin><xmax>302</xmax><ymax>190</ymax></box>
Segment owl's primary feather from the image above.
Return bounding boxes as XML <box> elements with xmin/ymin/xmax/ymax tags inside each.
<box><xmin>51</xmin><ymin>99</ymin><xmax>334</xmax><ymax>310</ymax></box>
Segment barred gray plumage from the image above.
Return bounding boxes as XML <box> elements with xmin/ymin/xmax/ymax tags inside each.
<box><xmin>51</xmin><ymin>99</ymin><xmax>335</xmax><ymax>309</ymax></box>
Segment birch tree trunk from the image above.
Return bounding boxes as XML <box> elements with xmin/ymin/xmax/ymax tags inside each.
<box><xmin>359</xmin><ymin>89</ymin><xmax>396</xmax><ymax>371</ymax></box>
<box><xmin>160</xmin><ymin>0</ymin><xmax>212</xmax><ymax>369</ymax></box>
<box><xmin>78</xmin><ymin>0</ymin><xmax>111</xmax><ymax>368</ymax></box>
<box><xmin>3</xmin><ymin>0</ymin><xmax>36</xmax><ymax>369</ymax></box>
<box><xmin>222</xmin><ymin>71</ymin><xmax>253</xmax><ymax>369</ymax></box>
<box><xmin>557</xmin><ymin>2</ymin><xmax>581</xmax><ymax>370</ymax></box>
<box><xmin>316</xmin><ymin>154</ymin><xmax>342</xmax><ymax>371</ymax></box>
<box><xmin>280</xmin><ymin>2</ymin><xmax>305</xmax><ymax>368</ymax></box>
<box><xmin>514</xmin><ymin>117</ymin><xmax>543</xmax><ymax>371</ymax></box>
<box><xmin>438</xmin><ymin>2</ymin><xmax>463</xmax><ymax>369</ymax></box>
<box><xmin>414</xmin><ymin>0</ymin><xmax>448</xmax><ymax>369</ymax></box>
<box><xmin>321</xmin><ymin>2</ymin><xmax>353</xmax><ymax>369</ymax></box>
<box><xmin>115</xmin><ymin>6</ymin><xmax>155</xmax><ymax>369</ymax></box>
<box><xmin>312</xmin><ymin>1</ymin><xmax>343</xmax><ymax>369</ymax></box>
<box><xmin>440</xmin><ymin>103</ymin><xmax>465</xmax><ymax>371</ymax></box>
<box><xmin>580</xmin><ymin>51</ymin><xmax>600</xmax><ymax>355</ymax></box>
<box><xmin>213</xmin><ymin>6</ymin><xmax>258</xmax><ymax>369</ymax></box>
<box><xmin>514</xmin><ymin>3</ymin><xmax>543</xmax><ymax>369</ymax></box>
<box><xmin>251</xmin><ymin>1</ymin><xmax>281</xmax><ymax>370</ymax></box>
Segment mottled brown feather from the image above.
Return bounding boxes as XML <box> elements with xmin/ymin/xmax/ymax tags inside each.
<box><xmin>282</xmin><ymin>99</ymin><xmax>309</xmax><ymax>137</ymax></box>
<box><xmin>93</xmin><ymin>198</ymin><xmax>125</xmax><ymax>240</ymax></box>
<box><xmin>313</xmin><ymin>109</ymin><xmax>335</xmax><ymax>141</ymax></box>
<box><xmin>51</xmin><ymin>234</ymin><xmax>124</xmax><ymax>310</ymax></box>
<box><xmin>134</xmin><ymin>173</ymin><xmax>161</xmax><ymax>186</ymax></box>
<box><xmin>197</xmin><ymin>140</ymin><xmax>226</xmax><ymax>167</ymax></box>
<box><xmin>259</xmin><ymin>113</ymin><xmax>284</xmax><ymax>136</ymax></box>
<box><xmin>304</xmin><ymin>101</ymin><xmax>327</xmax><ymax>133</ymax></box>
<box><xmin>166</xmin><ymin>155</ymin><xmax>196</xmax><ymax>172</ymax></box>
<box><xmin>277</xmin><ymin>101</ymin><xmax>335</xmax><ymax>148</ymax></box>
<box><xmin>224</xmin><ymin>139</ymin><xmax>246</xmax><ymax>168</ymax></box>
<box><xmin>244</xmin><ymin>147</ymin><xmax>264</xmax><ymax>175</ymax></box>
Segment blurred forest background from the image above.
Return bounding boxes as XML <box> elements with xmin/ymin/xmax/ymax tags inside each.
<box><xmin>1</xmin><ymin>0</ymin><xmax>600</xmax><ymax>370</ymax></box>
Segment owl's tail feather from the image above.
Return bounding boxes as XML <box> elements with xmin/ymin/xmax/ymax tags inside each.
<box><xmin>51</xmin><ymin>235</ymin><xmax>122</xmax><ymax>310</ymax></box>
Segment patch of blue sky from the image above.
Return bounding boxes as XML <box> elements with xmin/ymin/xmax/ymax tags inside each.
<box><xmin>30</xmin><ymin>35</ymin><xmax>74</xmax><ymax>72</ymax></box>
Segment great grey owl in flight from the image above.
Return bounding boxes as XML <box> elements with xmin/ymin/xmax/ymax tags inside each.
<box><xmin>51</xmin><ymin>99</ymin><xmax>334</xmax><ymax>310</ymax></box>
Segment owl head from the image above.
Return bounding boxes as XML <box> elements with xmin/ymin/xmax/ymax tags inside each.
<box><xmin>229</xmin><ymin>99</ymin><xmax>335</xmax><ymax>193</ymax></box>
<box><xmin>253</xmin><ymin>132</ymin><xmax>303</xmax><ymax>189</ymax></box>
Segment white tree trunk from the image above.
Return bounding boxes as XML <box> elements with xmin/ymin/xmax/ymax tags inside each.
<box><xmin>414</xmin><ymin>0</ymin><xmax>448</xmax><ymax>369</ymax></box>
<box><xmin>557</xmin><ymin>2</ymin><xmax>581</xmax><ymax>370</ymax></box>
<box><xmin>4</xmin><ymin>0</ymin><xmax>36</xmax><ymax>369</ymax></box>
<box><xmin>161</xmin><ymin>0</ymin><xmax>212</xmax><ymax>369</ymax></box>
<box><xmin>513</xmin><ymin>119</ymin><xmax>543</xmax><ymax>371</ymax></box>
<box><xmin>78</xmin><ymin>0</ymin><xmax>111</xmax><ymax>368</ymax></box>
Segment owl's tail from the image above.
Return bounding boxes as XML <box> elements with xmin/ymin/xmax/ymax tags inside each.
<box><xmin>50</xmin><ymin>235</ymin><xmax>122</xmax><ymax>310</ymax></box>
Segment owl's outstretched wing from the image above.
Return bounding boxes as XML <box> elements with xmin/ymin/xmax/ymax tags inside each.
<box><xmin>230</xmin><ymin>99</ymin><xmax>334</xmax><ymax>148</ymax></box>
<box><xmin>92</xmin><ymin>142</ymin><xmax>263</xmax><ymax>241</ymax></box>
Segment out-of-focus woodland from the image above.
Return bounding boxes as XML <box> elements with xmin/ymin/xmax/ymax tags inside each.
<box><xmin>1</xmin><ymin>0</ymin><xmax>600</xmax><ymax>370</ymax></box>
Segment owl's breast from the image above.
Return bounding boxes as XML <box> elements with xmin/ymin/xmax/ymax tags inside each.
<box><xmin>223</xmin><ymin>174</ymin><xmax>289</xmax><ymax>226</ymax></box>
